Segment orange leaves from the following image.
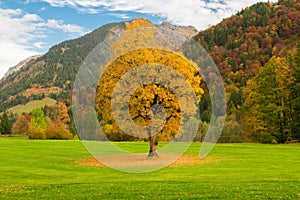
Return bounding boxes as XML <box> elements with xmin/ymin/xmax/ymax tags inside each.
<box><xmin>96</xmin><ymin>47</ymin><xmax>203</xmax><ymax>141</ymax></box>
<box><xmin>12</xmin><ymin>115</ymin><xmax>30</xmax><ymax>136</ymax></box>
<box><xmin>55</xmin><ymin>100</ymin><xmax>70</xmax><ymax>124</ymax></box>
<box><xmin>46</xmin><ymin>123</ymin><xmax>73</xmax><ymax>140</ymax></box>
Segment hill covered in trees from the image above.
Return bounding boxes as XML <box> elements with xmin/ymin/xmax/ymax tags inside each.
<box><xmin>0</xmin><ymin>0</ymin><xmax>299</xmax><ymax>143</ymax></box>
<box><xmin>0</xmin><ymin>19</ymin><xmax>197</xmax><ymax>112</ymax></box>
<box><xmin>0</xmin><ymin>22</ymin><xmax>127</xmax><ymax>111</ymax></box>
<box><xmin>195</xmin><ymin>0</ymin><xmax>300</xmax><ymax>143</ymax></box>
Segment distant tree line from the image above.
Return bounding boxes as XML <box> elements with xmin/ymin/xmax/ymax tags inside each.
<box><xmin>0</xmin><ymin>100</ymin><xmax>75</xmax><ymax>140</ymax></box>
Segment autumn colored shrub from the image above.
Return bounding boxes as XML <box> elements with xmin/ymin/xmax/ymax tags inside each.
<box><xmin>46</xmin><ymin>124</ymin><xmax>73</xmax><ymax>140</ymax></box>
<box><xmin>28</xmin><ymin>124</ymin><xmax>46</xmax><ymax>139</ymax></box>
<box><xmin>11</xmin><ymin>115</ymin><xmax>30</xmax><ymax>136</ymax></box>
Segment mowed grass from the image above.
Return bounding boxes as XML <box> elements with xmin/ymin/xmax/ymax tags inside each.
<box><xmin>7</xmin><ymin>98</ymin><xmax>56</xmax><ymax>115</ymax></box>
<box><xmin>0</xmin><ymin>137</ymin><xmax>299</xmax><ymax>199</ymax></box>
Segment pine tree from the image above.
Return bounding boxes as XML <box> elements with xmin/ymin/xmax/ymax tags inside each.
<box><xmin>289</xmin><ymin>41</ymin><xmax>300</xmax><ymax>141</ymax></box>
<box><xmin>0</xmin><ymin>112</ymin><xmax>14</xmax><ymax>135</ymax></box>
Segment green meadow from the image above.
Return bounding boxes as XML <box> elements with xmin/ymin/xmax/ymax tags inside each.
<box><xmin>0</xmin><ymin>137</ymin><xmax>299</xmax><ymax>199</ymax></box>
<box><xmin>7</xmin><ymin>98</ymin><xmax>56</xmax><ymax>115</ymax></box>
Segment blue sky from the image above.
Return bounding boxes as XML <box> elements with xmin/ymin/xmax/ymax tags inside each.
<box><xmin>0</xmin><ymin>0</ymin><xmax>276</xmax><ymax>78</ymax></box>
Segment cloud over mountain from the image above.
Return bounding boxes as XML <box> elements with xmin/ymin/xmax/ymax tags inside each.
<box><xmin>34</xmin><ymin>0</ymin><xmax>277</xmax><ymax>30</ymax></box>
<box><xmin>0</xmin><ymin>8</ymin><xmax>87</xmax><ymax>78</ymax></box>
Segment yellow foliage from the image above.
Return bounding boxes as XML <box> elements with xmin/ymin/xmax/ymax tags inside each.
<box><xmin>125</xmin><ymin>18</ymin><xmax>153</xmax><ymax>30</ymax></box>
<box><xmin>96</xmin><ymin>22</ymin><xmax>203</xmax><ymax>141</ymax></box>
<box><xmin>28</xmin><ymin>124</ymin><xmax>46</xmax><ymax>139</ymax></box>
<box><xmin>102</xmin><ymin>124</ymin><xmax>113</xmax><ymax>134</ymax></box>
<box><xmin>46</xmin><ymin>124</ymin><xmax>73</xmax><ymax>140</ymax></box>
<box><xmin>96</xmin><ymin>47</ymin><xmax>203</xmax><ymax>141</ymax></box>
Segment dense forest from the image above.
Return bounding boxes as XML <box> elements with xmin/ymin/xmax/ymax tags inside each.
<box><xmin>195</xmin><ymin>0</ymin><xmax>300</xmax><ymax>143</ymax></box>
<box><xmin>0</xmin><ymin>0</ymin><xmax>299</xmax><ymax>143</ymax></box>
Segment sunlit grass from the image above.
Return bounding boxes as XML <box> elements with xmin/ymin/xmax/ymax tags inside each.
<box><xmin>0</xmin><ymin>137</ymin><xmax>299</xmax><ymax>199</ymax></box>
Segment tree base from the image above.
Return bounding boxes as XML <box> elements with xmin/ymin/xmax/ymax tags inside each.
<box><xmin>147</xmin><ymin>151</ymin><xmax>159</xmax><ymax>158</ymax></box>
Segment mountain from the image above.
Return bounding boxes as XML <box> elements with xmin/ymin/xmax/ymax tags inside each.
<box><xmin>1</xmin><ymin>0</ymin><xmax>300</xmax><ymax>143</ymax></box>
<box><xmin>0</xmin><ymin>0</ymin><xmax>299</xmax><ymax>113</ymax></box>
<box><xmin>195</xmin><ymin>0</ymin><xmax>299</xmax><ymax>85</ymax></box>
<box><xmin>0</xmin><ymin>22</ymin><xmax>122</xmax><ymax>111</ymax></box>
<box><xmin>159</xmin><ymin>21</ymin><xmax>198</xmax><ymax>37</ymax></box>
<box><xmin>3</xmin><ymin>55</ymin><xmax>41</xmax><ymax>80</ymax></box>
<box><xmin>194</xmin><ymin>0</ymin><xmax>299</xmax><ymax>119</ymax></box>
<box><xmin>0</xmin><ymin>19</ymin><xmax>198</xmax><ymax>112</ymax></box>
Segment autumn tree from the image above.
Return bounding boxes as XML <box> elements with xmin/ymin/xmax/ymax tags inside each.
<box><xmin>96</xmin><ymin>49</ymin><xmax>202</xmax><ymax>156</ymax></box>
<box><xmin>11</xmin><ymin>114</ymin><xmax>31</xmax><ymax>136</ymax></box>
<box><xmin>42</xmin><ymin>99</ymin><xmax>73</xmax><ymax>139</ymax></box>
<box><xmin>28</xmin><ymin>108</ymin><xmax>48</xmax><ymax>139</ymax></box>
<box><xmin>228</xmin><ymin>87</ymin><xmax>243</xmax><ymax>117</ymax></box>
<box><xmin>95</xmin><ymin>19</ymin><xmax>203</xmax><ymax>157</ymax></box>
<box><xmin>54</xmin><ymin>99</ymin><xmax>70</xmax><ymax>124</ymax></box>
<box><xmin>46</xmin><ymin>123</ymin><xmax>73</xmax><ymax>140</ymax></box>
<box><xmin>43</xmin><ymin>99</ymin><xmax>70</xmax><ymax>124</ymax></box>
<box><xmin>241</xmin><ymin>57</ymin><xmax>295</xmax><ymax>143</ymax></box>
<box><xmin>193</xmin><ymin>0</ymin><xmax>300</xmax><ymax>122</ymax></box>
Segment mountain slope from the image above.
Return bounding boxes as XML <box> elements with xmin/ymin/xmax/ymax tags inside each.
<box><xmin>193</xmin><ymin>0</ymin><xmax>300</xmax><ymax>119</ymax></box>
<box><xmin>0</xmin><ymin>19</ymin><xmax>198</xmax><ymax>112</ymax></box>
<box><xmin>0</xmin><ymin>0</ymin><xmax>299</xmax><ymax>113</ymax></box>
<box><xmin>0</xmin><ymin>21</ymin><xmax>127</xmax><ymax>111</ymax></box>
<box><xmin>3</xmin><ymin>55</ymin><xmax>41</xmax><ymax>79</ymax></box>
<box><xmin>195</xmin><ymin>0</ymin><xmax>299</xmax><ymax>86</ymax></box>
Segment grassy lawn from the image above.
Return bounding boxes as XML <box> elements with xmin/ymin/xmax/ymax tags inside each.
<box><xmin>0</xmin><ymin>137</ymin><xmax>299</xmax><ymax>199</ymax></box>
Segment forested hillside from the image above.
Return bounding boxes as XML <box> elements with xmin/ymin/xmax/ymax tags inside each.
<box><xmin>0</xmin><ymin>19</ymin><xmax>196</xmax><ymax>112</ymax></box>
<box><xmin>195</xmin><ymin>0</ymin><xmax>300</xmax><ymax>143</ymax></box>
<box><xmin>0</xmin><ymin>22</ymin><xmax>127</xmax><ymax>111</ymax></box>
<box><xmin>0</xmin><ymin>0</ymin><xmax>299</xmax><ymax>143</ymax></box>
<box><xmin>195</xmin><ymin>0</ymin><xmax>299</xmax><ymax>103</ymax></box>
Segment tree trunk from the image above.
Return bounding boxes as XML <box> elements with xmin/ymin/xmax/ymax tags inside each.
<box><xmin>148</xmin><ymin>134</ymin><xmax>158</xmax><ymax>158</ymax></box>
<box><xmin>148</xmin><ymin>97</ymin><xmax>160</xmax><ymax>158</ymax></box>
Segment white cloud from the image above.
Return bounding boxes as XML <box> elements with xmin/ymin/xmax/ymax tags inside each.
<box><xmin>35</xmin><ymin>0</ymin><xmax>278</xmax><ymax>30</ymax></box>
<box><xmin>0</xmin><ymin>8</ymin><xmax>87</xmax><ymax>79</ymax></box>
<box><xmin>33</xmin><ymin>41</ymin><xmax>45</xmax><ymax>49</ymax></box>
<box><xmin>1</xmin><ymin>8</ymin><xmax>23</xmax><ymax>16</ymax></box>
<box><xmin>0</xmin><ymin>42</ymin><xmax>39</xmax><ymax>79</ymax></box>
<box><xmin>46</xmin><ymin>19</ymin><xmax>86</xmax><ymax>33</ymax></box>
<box><xmin>110</xmin><ymin>13</ymin><xmax>131</xmax><ymax>19</ymax></box>
<box><xmin>1</xmin><ymin>0</ymin><xmax>279</xmax><ymax>79</ymax></box>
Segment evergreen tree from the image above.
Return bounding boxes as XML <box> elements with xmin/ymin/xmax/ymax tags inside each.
<box><xmin>0</xmin><ymin>112</ymin><xmax>14</xmax><ymax>135</ymax></box>
<box><xmin>289</xmin><ymin>41</ymin><xmax>300</xmax><ymax>141</ymax></box>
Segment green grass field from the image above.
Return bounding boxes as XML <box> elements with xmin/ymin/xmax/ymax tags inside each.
<box><xmin>0</xmin><ymin>137</ymin><xmax>299</xmax><ymax>199</ymax></box>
